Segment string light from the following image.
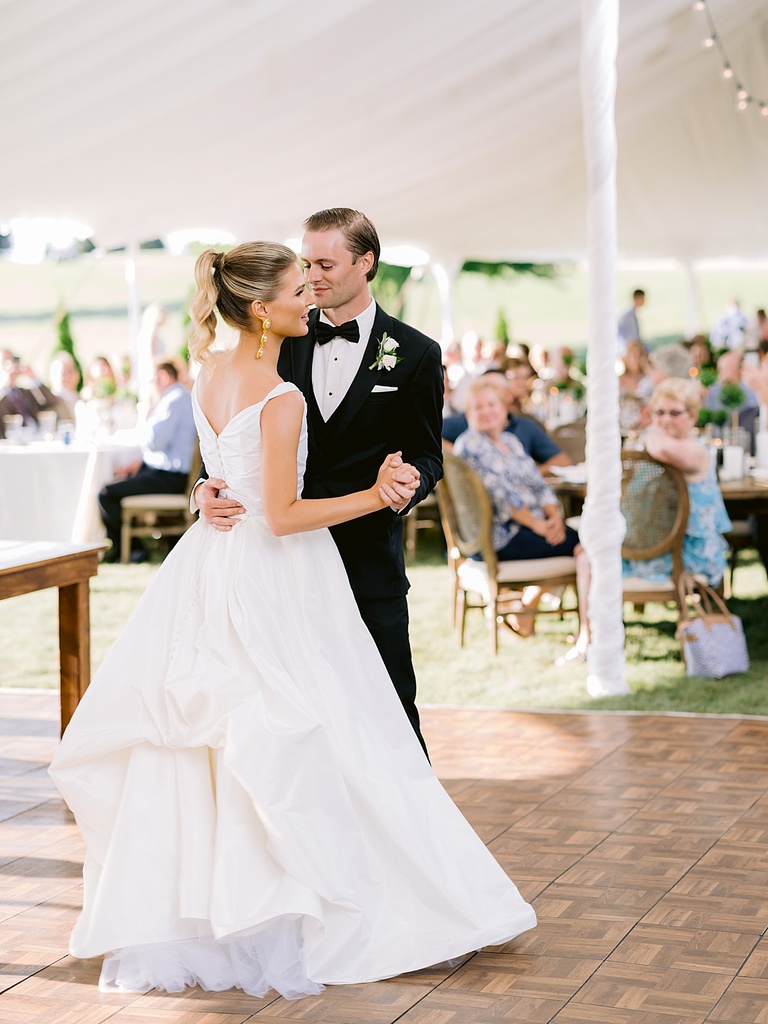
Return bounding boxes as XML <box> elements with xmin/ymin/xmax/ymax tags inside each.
<box><xmin>693</xmin><ymin>0</ymin><xmax>767</xmax><ymax>118</ymax></box>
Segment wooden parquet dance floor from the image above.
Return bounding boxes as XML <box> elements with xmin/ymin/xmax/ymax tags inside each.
<box><xmin>3</xmin><ymin>689</ymin><xmax>768</xmax><ymax>1024</ymax></box>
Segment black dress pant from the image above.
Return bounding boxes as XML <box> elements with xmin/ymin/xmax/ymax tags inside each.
<box><xmin>354</xmin><ymin>594</ymin><xmax>429</xmax><ymax>759</ymax></box>
<box><xmin>98</xmin><ymin>465</ymin><xmax>188</xmax><ymax>554</ymax></box>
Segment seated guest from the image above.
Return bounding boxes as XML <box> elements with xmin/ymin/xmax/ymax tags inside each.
<box><xmin>634</xmin><ymin>342</ymin><xmax>695</xmax><ymax>426</ymax></box>
<box><xmin>618</xmin><ymin>340</ymin><xmax>652</xmax><ymax>432</ymax></box>
<box><xmin>634</xmin><ymin>379</ymin><xmax>731</xmax><ymax>584</ymax></box>
<box><xmin>743</xmin><ymin>355</ymin><xmax>768</xmax><ymax>407</ymax></box>
<box><xmin>454</xmin><ymin>377</ymin><xmax>587</xmax><ymax>635</ymax></box>
<box><xmin>0</xmin><ymin>352</ymin><xmax>69</xmax><ymax>436</ymax></box>
<box><xmin>706</xmin><ymin>348</ymin><xmax>760</xmax><ymax>453</ymax></box>
<box><xmin>706</xmin><ymin>348</ymin><xmax>759</xmax><ymax>412</ymax></box>
<box><xmin>98</xmin><ymin>361</ymin><xmax>197</xmax><ymax>562</ymax></box>
<box><xmin>81</xmin><ymin>355</ymin><xmax>119</xmax><ymax>401</ymax></box>
<box><xmin>49</xmin><ymin>352</ymin><xmax>81</xmax><ymax>419</ymax></box>
<box><xmin>686</xmin><ymin>334</ymin><xmax>714</xmax><ymax>370</ymax></box>
<box><xmin>443</xmin><ymin>371</ymin><xmax>571</xmax><ymax>473</ymax></box>
<box><xmin>503</xmin><ymin>357</ymin><xmax>536</xmax><ymax>413</ymax></box>
<box><xmin>619</xmin><ymin>340</ymin><xmax>651</xmax><ymax>396</ymax></box>
<box><xmin>558</xmin><ymin>378</ymin><xmax>731</xmax><ymax>664</ymax></box>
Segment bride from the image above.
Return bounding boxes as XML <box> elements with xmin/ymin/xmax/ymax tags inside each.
<box><xmin>49</xmin><ymin>241</ymin><xmax>536</xmax><ymax>1000</ymax></box>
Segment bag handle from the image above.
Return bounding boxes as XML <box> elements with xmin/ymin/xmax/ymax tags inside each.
<box><xmin>677</xmin><ymin>573</ymin><xmax>737</xmax><ymax>627</ymax></box>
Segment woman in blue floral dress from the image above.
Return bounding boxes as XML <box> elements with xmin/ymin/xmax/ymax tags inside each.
<box><xmin>623</xmin><ymin>377</ymin><xmax>731</xmax><ymax>586</ymax></box>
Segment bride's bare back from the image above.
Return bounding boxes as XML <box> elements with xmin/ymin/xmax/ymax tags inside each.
<box><xmin>195</xmin><ymin>348</ymin><xmax>283</xmax><ymax>438</ymax></box>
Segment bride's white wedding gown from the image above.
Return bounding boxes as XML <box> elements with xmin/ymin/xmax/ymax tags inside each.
<box><xmin>49</xmin><ymin>381</ymin><xmax>536</xmax><ymax>999</ymax></box>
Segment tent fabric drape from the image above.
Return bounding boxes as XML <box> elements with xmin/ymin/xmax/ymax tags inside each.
<box><xmin>579</xmin><ymin>0</ymin><xmax>629</xmax><ymax>697</ymax></box>
<box><xmin>2</xmin><ymin>0</ymin><xmax>767</xmax><ymax>259</ymax></box>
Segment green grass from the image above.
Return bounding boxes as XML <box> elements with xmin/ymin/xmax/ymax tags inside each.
<box><xmin>3</xmin><ymin>533</ymin><xmax>767</xmax><ymax>715</ymax></box>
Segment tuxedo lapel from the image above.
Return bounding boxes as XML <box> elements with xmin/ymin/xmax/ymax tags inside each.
<box><xmin>293</xmin><ymin>310</ymin><xmax>326</xmax><ymax>456</ymax></box>
<box><xmin>326</xmin><ymin>305</ymin><xmax>390</xmax><ymax>436</ymax></box>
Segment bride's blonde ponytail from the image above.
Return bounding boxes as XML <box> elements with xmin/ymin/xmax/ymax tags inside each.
<box><xmin>188</xmin><ymin>242</ymin><xmax>299</xmax><ymax>365</ymax></box>
<box><xmin>188</xmin><ymin>249</ymin><xmax>221</xmax><ymax>365</ymax></box>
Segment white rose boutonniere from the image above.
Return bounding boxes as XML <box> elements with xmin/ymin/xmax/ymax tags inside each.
<box><xmin>369</xmin><ymin>332</ymin><xmax>403</xmax><ymax>372</ymax></box>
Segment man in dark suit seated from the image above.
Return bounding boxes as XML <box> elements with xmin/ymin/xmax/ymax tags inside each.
<box><xmin>98</xmin><ymin>361</ymin><xmax>197</xmax><ymax>562</ymax></box>
<box><xmin>442</xmin><ymin>370</ymin><xmax>572</xmax><ymax>474</ymax></box>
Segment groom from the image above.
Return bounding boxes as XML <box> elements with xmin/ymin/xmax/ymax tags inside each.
<box><xmin>196</xmin><ymin>209</ymin><xmax>443</xmax><ymax>755</ymax></box>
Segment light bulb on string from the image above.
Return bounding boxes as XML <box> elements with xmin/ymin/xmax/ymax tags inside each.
<box><xmin>694</xmin><ymin>4</ymin><xmax>765</xmax><ymax>123</ymax></box>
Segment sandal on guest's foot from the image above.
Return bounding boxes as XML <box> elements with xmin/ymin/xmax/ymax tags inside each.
<box><xmin>504</xmin><ymin>613</ymin><xmax>535</xmax><ymax>639</ymax></box>
<box><xmin>555</xmin><ymin>645</ymin><xmax>587</xmax><ymax>666</ymax></box>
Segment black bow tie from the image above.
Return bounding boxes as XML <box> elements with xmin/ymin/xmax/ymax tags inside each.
<box><xmin>315</xmin><ymin>319</ymin><xmax>360</xmax><ymax>345</ymax></box>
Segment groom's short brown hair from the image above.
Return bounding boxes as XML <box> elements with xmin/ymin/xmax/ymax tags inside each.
<box><xmin>303</xmin><ymin>208</ymin><xmax>380</xmax><ymax>282</ymax></box>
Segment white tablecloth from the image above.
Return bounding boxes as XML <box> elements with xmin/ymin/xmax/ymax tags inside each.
<box><xmin>0</xmin><ymin>439</ymin><xmax>141</xmax><ymax>543</ymax></box>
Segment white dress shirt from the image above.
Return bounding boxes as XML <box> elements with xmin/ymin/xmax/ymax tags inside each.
<box><xmin>312</xmin><ymin>299</ymin><xmax>376</xmax><ymax>420</ymax></box>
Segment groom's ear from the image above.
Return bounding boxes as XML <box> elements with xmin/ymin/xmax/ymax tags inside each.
<box><xmin>356</xmin><ymin>251</ymin><xmax>374</xmax><ymax>278</ymax></box>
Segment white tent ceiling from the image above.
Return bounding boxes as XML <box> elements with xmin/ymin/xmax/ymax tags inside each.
<box><xmin>3</xmin><ymin>0</ymin><xmax>768</xmax><ymax>260</ymax></box>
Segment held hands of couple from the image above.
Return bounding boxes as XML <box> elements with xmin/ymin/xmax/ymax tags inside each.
<box><xmin>376</xmin><ymin>452</ymin><xmax>420</xmax><ymax>512</ymax></box>
<box><xmin>196</xmin><ymin>451</ymin><xmax>420</xmax><ymax>533</ymax></box>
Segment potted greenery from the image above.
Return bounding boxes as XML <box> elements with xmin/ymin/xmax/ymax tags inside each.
<box><xmin>719</xmin><ymin>382</ymin><xmax>747</xmax><ymax>445</ymax></box>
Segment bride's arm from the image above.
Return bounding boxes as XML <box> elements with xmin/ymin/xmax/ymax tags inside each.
<box><xmin>261</xmin><ymin>392</ymin><xmax>395</xmax><ymax>536</ymax></box>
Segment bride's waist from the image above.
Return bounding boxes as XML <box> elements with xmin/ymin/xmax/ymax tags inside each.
<box><xmin>219</xmin><ymin>488</ymin><xmax>263</xmax><ymax>519</ymax></box>
<box><xmin>220</xmin><ymin>488</ymin><xmax>302</xmax><ymax>518</ymax></box>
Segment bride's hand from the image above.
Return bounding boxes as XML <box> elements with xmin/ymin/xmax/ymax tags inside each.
<box><xmin>376</xmin><ymin>453</ymin><xmax>420</xmax><ymax>511</ymax></box>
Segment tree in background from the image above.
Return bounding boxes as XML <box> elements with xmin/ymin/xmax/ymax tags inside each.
<box><xmin>371</xmin><ymin>262</ymin><xmax>412</xmax><ymax>319</ymax></box>
<box><xmin>495</xmin><ymin>309</ymin><xmax>510</xmax><ymax>346</ymax></box>
<box><xmin>52</xmin><ymin>309</ymin><xmax>84</xmax><ymax>390</ymax></box>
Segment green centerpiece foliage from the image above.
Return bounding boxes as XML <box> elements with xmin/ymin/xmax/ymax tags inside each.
<box><xmin>719</xmin><ymin>382</ymin><xmax>746</xmax><ymax>409</ymax></box>
<box><xmin>698</xmin><ymin>365</ymin><xmax>718</xmax><ymax>388</ymax></box>
<box><xmin>696</xmin><ymin>408</ymin><xmax>713</xmax><ymax>428</ymax></box>
<box><xmin>718</xmin><ymin>381</ymin><xmax>747</xmax><ymax>438</ymax></box>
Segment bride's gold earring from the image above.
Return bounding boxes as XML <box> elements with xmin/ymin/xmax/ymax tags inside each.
<box><xmin>257</xmin><ymin>318</ymin><xmax>270</xmax><ymax>360</ymax></box>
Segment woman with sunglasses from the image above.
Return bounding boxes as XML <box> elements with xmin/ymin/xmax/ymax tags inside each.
<box><xmin>623</xmin><ymin>377</ymin><xmax>731</xmax><ymax>586</ymax></box>
<box><xmin>558</xmin><ymin>377</ymin><xmax>730</xmax><ymax>665</ymax></box>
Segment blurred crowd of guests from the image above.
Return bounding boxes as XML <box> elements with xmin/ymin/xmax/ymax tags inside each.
<box><xmin>614</xmin><ymin>292</ymin><xmax>768</xmax><ymax>453</ymax></box>
<box><xmin>441</xmin><ymin>295</ymin><xmax>768</xmax><ymax>651</ymax></box>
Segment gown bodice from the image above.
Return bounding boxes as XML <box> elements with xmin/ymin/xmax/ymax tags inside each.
<box><xmin>192</xmin><ymin>381</ymin><xmax>307</xmax><ymax>516</ymax></box>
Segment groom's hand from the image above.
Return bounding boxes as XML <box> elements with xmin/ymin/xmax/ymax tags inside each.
<box><xmin>380</xmin><ymin>461</ymin><xmax>420</xmax><ymax>512</ymax></box>
<box><xmin>196</xmin><ymin>477</ymin><xmax>245</xmax><ymax>531</ymax></box>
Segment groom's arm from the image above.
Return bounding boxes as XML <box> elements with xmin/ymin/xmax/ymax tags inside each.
<box><xmin>398</xmin><ymin>338</ymin><xmax>444</xmax><ymax>515</ymax></box>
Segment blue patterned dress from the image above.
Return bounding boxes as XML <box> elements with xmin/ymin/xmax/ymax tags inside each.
<box><xmin>622</xmin><ymin>456</ymin><xmax>731</xmax><ymax>586</ymax></box>
<box><xmin>454</xmin><ymin>428</ymin><xmax>561</xmax><ymax>551</ymax></box>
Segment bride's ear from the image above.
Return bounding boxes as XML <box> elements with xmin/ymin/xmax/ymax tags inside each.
<box><xmin>250</xmin><ymin>298</ymin><xmax>269</xmax><ymax>321</ymax></box>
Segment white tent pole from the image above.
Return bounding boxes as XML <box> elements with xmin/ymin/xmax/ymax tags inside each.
<box><xmin>429</xmin><ymin>260</ymin><xmax>458</xmax><ymax>348</ymax></box>
<box><xmin>579</xmin><ymin>0</ymin><xmax>629</xmax><ymax>697</ymax></box>
<box><xmin>124</xmin><ymin>241</ymin><xmax>141</xmax><ymax>390</ymax></box>
<box><xmin>683</xmin><ymin>261</ymin><xmax>699</xmax><ymax>338</ymax></box>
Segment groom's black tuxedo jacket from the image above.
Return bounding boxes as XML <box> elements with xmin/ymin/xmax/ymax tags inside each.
<box><xmin>277</xmin><ymin>304</ymin><xmax>443</xmax><ymax>601</ymax></box>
